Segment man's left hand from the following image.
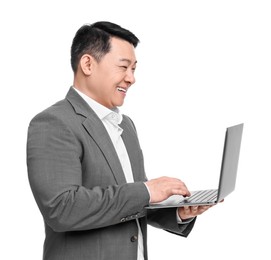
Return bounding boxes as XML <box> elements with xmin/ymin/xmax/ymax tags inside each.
<box><xmin>178</xmin><ymin>205</ymin><xmax>213</xmax><ymax>220</ymax></box>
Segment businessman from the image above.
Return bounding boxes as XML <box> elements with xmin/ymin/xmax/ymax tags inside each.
<box><xmin>27</xmin><ymin>21</ymin><xmax>214</xmax><ymax>260</ymax></box>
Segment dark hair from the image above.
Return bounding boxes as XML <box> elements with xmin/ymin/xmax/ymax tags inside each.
<box><xmin>70</xmin><ymin>21</ymin><xmax>140</xmax><ymax>73</ymax></box>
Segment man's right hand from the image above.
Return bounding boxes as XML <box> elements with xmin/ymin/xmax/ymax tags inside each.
<box><xmin>145</xmin><ymin>176</ymin><xmax>191</xmax><ymax>204</ymax></box>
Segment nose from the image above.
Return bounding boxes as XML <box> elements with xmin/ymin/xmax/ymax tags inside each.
<box><xmin>125</xmin><ymin>69</ymin><xmax>136</xmax><ymax>86</ymax></box>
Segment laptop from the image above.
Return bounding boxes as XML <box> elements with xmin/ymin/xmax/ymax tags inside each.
<box><xmin>146</xmin><ymin>123</ymin><xmax>244</xmax><ymax>209</ymax></box>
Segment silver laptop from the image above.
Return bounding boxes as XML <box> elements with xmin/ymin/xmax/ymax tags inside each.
<box><xmin>146</xmin><ymin>123</ymin><xmax>244</xmax><ymax>209</ymax></box>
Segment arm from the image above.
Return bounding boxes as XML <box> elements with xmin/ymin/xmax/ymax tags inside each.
<box><xmin>27</xmin><ymin>112</ymin><xmax>150</xmax><ymax>232</ymax></box>
<box><xmin>147</xmin><ymin>208</ymin><xmax>196</xmax><ymax>237</ymax></box>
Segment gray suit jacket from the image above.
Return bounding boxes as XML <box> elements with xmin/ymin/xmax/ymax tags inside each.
<box><xmin>27</xmin><ymin>87</ymin><xmax>196</xmax><ymax>260</ymax></box>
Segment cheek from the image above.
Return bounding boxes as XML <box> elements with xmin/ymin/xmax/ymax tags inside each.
<box><xmin>109</xmin><ymin>69</ymin><xmax>126</xmax><ymax>82</ymax></box>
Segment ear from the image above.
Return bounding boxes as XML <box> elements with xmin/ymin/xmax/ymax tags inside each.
<box><xmin>79</xmin><ymin>54</ymin><xmax>95</xmax><ymax>76</ymax></box>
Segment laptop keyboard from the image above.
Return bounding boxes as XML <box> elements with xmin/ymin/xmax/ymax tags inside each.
<box><xmin>183</xmin><ymin>189</ymin><xmax>218</xmax><ymax>203</ymax></box>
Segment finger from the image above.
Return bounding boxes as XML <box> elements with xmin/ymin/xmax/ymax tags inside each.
<box><xmin>170</xmin><ymin>178</ymin><xmax>191</xmax><ymax>197</ymax></box>
<box><xmin>172</xmin><ymin>188</ymin><xmax>191</xmax><ymax>197</ymax></box>
<box><xmin>177</xmin><ymin>181</ymin><xmax>191</xmax><ymax>196</ymax></box>
<box><xmin>197</xmin><ymin>205</ymin><xmax>211</xmax><ymax>213</ymax></box>
<box><xmin>191</xmin><ymin>206</ymin><xmax>198</xmax><ymax>212</ymax></box>
<box><xmin>183</xmin><ymin>206</ymin><xmax>190</xmax><ymax>212</ymax></box>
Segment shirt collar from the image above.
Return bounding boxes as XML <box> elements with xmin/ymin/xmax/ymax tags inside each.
<box><xmin>73</xmin><ymin>87</ymin><xmax>123</xmax><ymax>125</ymax></box>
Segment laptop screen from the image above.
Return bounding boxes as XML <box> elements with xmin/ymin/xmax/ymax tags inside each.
<box><xmin>217</xmin><ymin>123</ymin><xmax>244</xmax><ymax>202</ymax></box>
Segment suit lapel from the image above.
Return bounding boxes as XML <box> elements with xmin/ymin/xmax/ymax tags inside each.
<box><xmin>120</xmin><ymin>117</ymin><xmax>142</xmax><ymax>182</ymax></box>
<box><xmin>66</xmin><ymin>87</ymin><xmax>126</xmax><ymax>185</ymax></box>
<box><xmin>82</xmin><ymin>117</ymin><xmax>127</xmax><ymax>184</ymax></box>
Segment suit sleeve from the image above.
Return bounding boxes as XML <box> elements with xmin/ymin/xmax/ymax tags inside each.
<box><xmin>27</xmin><ymin>112</ymin><xmax>150</xmax><ymax>232</ymax></box>
<box><xmin>146</xmin><ymin>208</ymin><xmax>196</xmax><ymax>237</ymax></box>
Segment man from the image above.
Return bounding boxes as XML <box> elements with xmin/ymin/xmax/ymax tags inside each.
<box><xmin>27</xmin><ymin>21</ymin><xmax>213</xmax><ymax>260</ymax></box>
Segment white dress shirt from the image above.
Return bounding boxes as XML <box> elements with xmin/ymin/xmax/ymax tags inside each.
<box><xmin>73</xmin><ymin>87</ymin><xmax>145</xmax><ymax>260</ymax></box>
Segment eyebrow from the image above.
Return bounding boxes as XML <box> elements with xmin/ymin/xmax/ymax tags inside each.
<box><xmin>119</xmin><ymin>58</ymin><xmax>137</xmax><ymax>65</ymax></box>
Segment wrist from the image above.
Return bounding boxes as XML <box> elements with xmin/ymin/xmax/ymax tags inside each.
<box><xmin>143</xmin><ymin>182</ymin><xmax>151</xmax><ymax>203</ymax></box>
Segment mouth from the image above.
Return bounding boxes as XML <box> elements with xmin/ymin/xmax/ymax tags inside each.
<box><xmin>117</xmin><ymin>87</ymin><xmax>128</xmax><ymax>94</ymax></box>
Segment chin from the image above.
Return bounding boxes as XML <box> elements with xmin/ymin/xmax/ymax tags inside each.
<box><xmin>114</xmin><ymin>100</ymin><xmax>125</xmax><ymax>108</ymax></box>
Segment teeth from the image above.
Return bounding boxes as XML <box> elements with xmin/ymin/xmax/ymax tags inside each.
<box><xmin>117</xmin><ymin>87</ymin><xmax>127</xmax><ymax>93</ymax></box>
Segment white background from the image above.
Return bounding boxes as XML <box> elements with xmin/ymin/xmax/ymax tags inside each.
<box><xmin>1</xmin><ymin>0</ymin><xmax>270</xmax><ymax>259</ymax></box>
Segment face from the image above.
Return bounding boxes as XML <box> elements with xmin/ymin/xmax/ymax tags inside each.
<box><xmin>79</xmin><ymin>37</ymin><xmax>137</xmax><ymax>109</ymax></box>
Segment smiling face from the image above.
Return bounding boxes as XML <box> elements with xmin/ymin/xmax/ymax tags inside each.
<box><xmin>74</xmin><ymin>37</ymin><xmax>137</xmax><ymax>109</ymax></box>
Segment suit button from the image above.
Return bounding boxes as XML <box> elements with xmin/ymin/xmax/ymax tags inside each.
<box><xmin>131</xmin><ymin>235</ymin><xmax>138</xmax><ymax>242</ymax></box>
<box><xmin>120</xmin><ymin>218</ymin><xmax>126</xmax><ymax>222</ymax></box>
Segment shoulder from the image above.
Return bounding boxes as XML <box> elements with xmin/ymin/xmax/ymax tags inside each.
<box><xmin>28</xmin><ymin>98</ymin><xmax>77</xmax><ymax>134</ymax></box>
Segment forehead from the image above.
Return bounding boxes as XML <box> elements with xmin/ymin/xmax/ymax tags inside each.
<box><xmin>108</xmin><ymin>37</ymin><xmax>137</xmax><ymax>63</ymax></box>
